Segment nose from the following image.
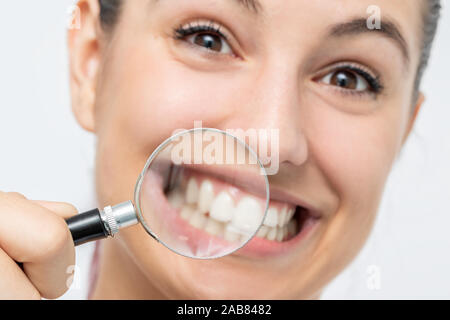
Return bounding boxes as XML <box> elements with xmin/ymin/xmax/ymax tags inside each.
<box><xmin>221</xmin><ymin>58</ymin><xmax>308</xmax><ymax>171</ymax></box>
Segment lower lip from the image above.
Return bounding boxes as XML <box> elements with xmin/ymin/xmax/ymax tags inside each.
<box><xmin>141</xmin><ymin>168</ymin><xmax>319</xmax><ymax>258</ymax></box>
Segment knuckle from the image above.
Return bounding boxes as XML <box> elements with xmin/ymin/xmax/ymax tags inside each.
<box><xmin>5</xmin><ymin>192</ymin><xmax>26</xmax><ymax>200</ymax></box>
<box><xmin>0</xmin><ymin>191</ymin><xmax>26</xmax><ymax>202</ymax></box>
<box><xmin>0</xmin><ymin>192</ymin><xmax>27</xmax><ymax>210</ymax></box>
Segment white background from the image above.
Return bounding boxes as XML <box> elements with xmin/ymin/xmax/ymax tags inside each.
<box><xmin>0</xmin><ymin>1</ymin><xmax>448</xmax><ymax>299</ymax></box>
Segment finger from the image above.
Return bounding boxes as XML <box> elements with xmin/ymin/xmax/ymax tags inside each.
<box><xmin>0</xmin><ymin>192</ymin><xmax>75</xmax><ymax>299</ymax></box>
<box><xmin>0</xmin><ymin>247</ymin><xmax>41</xmax><ymax>300</ymax></box>
<box><xmin>33</xmin><ymin>200</ymin><xmax>78</xmax><ymax>219</ymax></box>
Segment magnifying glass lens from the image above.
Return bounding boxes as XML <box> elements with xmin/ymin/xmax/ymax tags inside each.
<box><xmin>135</xmin><ymin>129</ymin><xmax>269</xmax><ymax>259</ymax></box>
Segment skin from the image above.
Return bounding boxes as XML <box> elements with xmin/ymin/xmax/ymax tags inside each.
<box><xmin>65</xmin><ymin>0</ymin><xmax>427</xmax><ymax>299</ymax></box>
<box><xmin>0</xmin><ymin>195</ymin><xmax>76</xmax><ymax>299</ymax></box>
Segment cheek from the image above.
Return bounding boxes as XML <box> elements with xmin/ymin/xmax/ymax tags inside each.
<box><xmin>112</xmin><ymin>41</ymin><xmax>243</xmax><ymax>152</ymax></box>
<box><xmin>301</xmin><ymin>96</ymin><xmax>411</xmax><ymax>280</ymax></box>
<box><xmin>307</xmin><ymin>98</ymin><xmax>408</xmax><ymax>213</ymax></box>
<box><xmin>94</xmin><ymin>42</ymin><xmax>243</xmax><ymax>204</ymax></box>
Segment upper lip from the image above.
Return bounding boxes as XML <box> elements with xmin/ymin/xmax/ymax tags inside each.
<box><xmin>175</xmin><ymin>163</ymin><xmax>322</xmax><ymax>219</ymax></box>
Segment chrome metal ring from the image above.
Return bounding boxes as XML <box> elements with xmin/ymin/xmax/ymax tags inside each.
<box><xmin>103</xmin><ymin>205</ymin><xmax>119</xmax><ymax>236</ymax></box>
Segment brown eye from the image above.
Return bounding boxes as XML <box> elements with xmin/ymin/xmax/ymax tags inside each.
<box><xmin>330</xmin><ymin>70</ymin><xmax>357</xmax><ymax>89</ymax></box>
<box><xmin>320</xmin><ymin>69</ymin><xmax>369</xmax><ymax>91</ymax></box>
<box><xmin>193</xmin><ymin>33</ymin><xmax>223</xmax><ymax>52</ymax></box>
<box><xmin>175</xmin><ymin>21</ymin><xmax>235</xmax><ymax>56</ymax></box>
<box><xmin>185</xmin><ymin>32</ymin><xmax>232</xmax><ymax>55</ymax></box>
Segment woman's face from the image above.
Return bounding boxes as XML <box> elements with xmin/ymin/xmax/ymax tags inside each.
<box><xmin>70</xmin><ymin>0</ymin><xmax>424</xmax><ymax>298</ymax></box>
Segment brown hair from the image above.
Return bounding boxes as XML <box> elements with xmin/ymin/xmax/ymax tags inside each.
<box><xmin>98</xmin><ymin>0</ymin><xmax>122</xmax><ymax>31</ymax></box>
<box><xmin>415</xmin><ymin>0</ymin><xmax>441</xmax><ymax>93</ymax></box>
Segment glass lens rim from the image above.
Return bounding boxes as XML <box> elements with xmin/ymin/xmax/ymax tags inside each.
<box><xmin>133</xmin><ymin>127</ymin><xmax>270</xmax><ymax>259</ymax></box>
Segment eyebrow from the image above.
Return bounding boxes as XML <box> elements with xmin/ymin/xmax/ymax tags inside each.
<box><xmin>154</xmin><ymin>1</ymin><xmax>409</xmax><ymax>66</ymax></box>
<box><xmin>153</xmin><ymin>0</ymin><xmax>263</xmax><ymax>15</ymax></box>
<box><xmin>328</xmin><ymin>18</ymin><xmax>410</xmax><ymax>66</ymax></box>
<box><xmin>233</xmin><ymin>0</ymin><xmax>262</xmax><ymax>14</ymax></box>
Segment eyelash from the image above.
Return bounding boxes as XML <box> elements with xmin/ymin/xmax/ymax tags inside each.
<box><xmin>318</xmin><ymin>63</ymin><xmax>384</xmax><ymax>97</ymax></box>
<box><xmin>172</xmin><ymin>21</ymin><xmax>384</xmax><ymax>97</ymax></box>
<box><xmin>172</xmin><ymin>20</ymin><xmax>234</xmax><ymax>55</ymax></box>
<box><xmin>174</xmin><ymin>21</ymin><xmax>227</xmax><ymax>40</ymax></box>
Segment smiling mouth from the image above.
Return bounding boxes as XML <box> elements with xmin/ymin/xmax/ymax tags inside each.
<box><xmin>163</xmin><ymin>165</ymin><xmax>318</xmax><ymax>251</ymax></box>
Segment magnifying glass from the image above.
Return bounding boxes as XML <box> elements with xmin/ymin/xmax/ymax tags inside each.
<box><xmin>66</xmin><ymin>128</ymin><xmax>270</xmax><ymax>259</ymax></box>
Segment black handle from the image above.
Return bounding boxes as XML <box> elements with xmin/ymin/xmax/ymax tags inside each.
<box><xmin>65</xmin><ymin>208</ymin><xmax>109</xmax><ymax>246</ymax></box>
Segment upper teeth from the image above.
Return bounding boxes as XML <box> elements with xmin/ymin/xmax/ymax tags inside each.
<box><xmin>264</xmin><ymin>208</ymin><xmax>278</xmax><ymax>227</ymax></box>
<box><xmin>185</xmin><ymin>178</ymin><xmax>199</xmax><ymax>204</ymax></box>
<box><xmin>231</xmin><ymin>197</ymin><xmax>263</xmax><ymax>235</ymax></box>
<box><xmin>210</xmin><ymin>191</ymin><xmax>234</xmax><ymax>222</ymax></box>
<box><xmin>198</xmin><ymin>180</ymin><xmax>214</xmax><ymax>214</ymax></box>
<box><xmin>169</xmin><ymin>177</ymin><xmax>298</xmax><ymax>242</ymax></box>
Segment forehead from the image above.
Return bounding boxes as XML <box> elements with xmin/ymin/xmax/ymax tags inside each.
<box><xmin>253</xmin><ymin>0</ymin><xmax>422</xmax><ymax>54</ymax></box>
<box><xmin>146</xmin><ymin>0</ymin><xmax>423</xmax><ymax>27</ymax></box>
